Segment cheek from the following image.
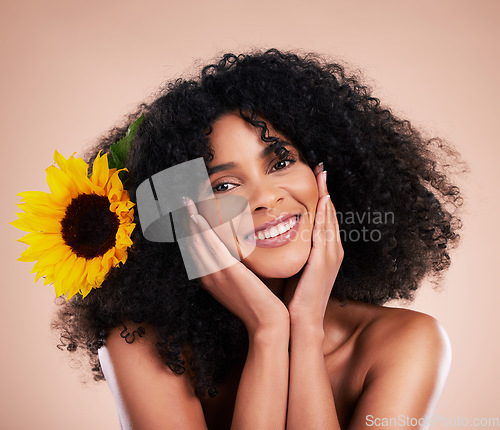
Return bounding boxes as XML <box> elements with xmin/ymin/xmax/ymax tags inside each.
<box><xmin>289</xmin><ymin>167</ymin><xmax>319</xmax><ymax>214</ymax></box>
<box><xmin>196</xmin><ymin>195</ymin><xmax>254</xmax><ymax>260</ymax></box>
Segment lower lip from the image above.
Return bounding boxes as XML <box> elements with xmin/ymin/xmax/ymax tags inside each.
<box><xmin>247</xmin><ymin>216</ymin><xmax>300</xmax><ymax>248</ymax></box>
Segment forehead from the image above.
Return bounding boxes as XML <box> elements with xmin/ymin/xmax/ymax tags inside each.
<box><xmin>207</xmin><ymin>113</ymin><xmax>290</xmax><ymax>162</ymax></box>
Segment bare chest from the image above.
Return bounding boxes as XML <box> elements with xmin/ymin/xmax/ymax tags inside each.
<box><xmin>200</xmin><ymin>348</ymin><xmax>367</xmax><ymax>430</ymax></box>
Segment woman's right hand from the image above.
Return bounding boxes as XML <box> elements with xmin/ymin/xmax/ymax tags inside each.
<box><xmin>183</xmin><ymin>197</ymin><xmax>289</xmax><ymax>335</ymax></box>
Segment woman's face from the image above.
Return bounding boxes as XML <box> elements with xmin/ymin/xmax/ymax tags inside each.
<box><xmin>202</xmin><ymin>113</ymin><xmax>319</xmax><ymax>280</ymax></box>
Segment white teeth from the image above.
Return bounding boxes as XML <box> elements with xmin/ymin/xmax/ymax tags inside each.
<box><xmin>250</xmin><ymin>215</ymin><xmax>299</xmax><ymax>241</ymax></box>
<box><xmin>269</xmin><ymin>227</ymin><xmax>279</xmax><ymax>237</ymax></box>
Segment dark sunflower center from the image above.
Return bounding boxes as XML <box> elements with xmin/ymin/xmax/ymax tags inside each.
<box><xmin>61</xmin><ymin>194</ymin><xmax>120</xmax><ymax>259</ymax></box>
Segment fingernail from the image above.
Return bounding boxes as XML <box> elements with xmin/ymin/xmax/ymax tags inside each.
<box><xmin>183</xmin><ymin>196</ymin><xmax>195</xmax><ymax>206</ymax></box>
<box><xmin>190</xmin><ymin>214</ymin><xmax>198</xmax><ymax>224</ymax></box>
<box><xmin>318</xmin><ymin>162</ymin><xmax>324</xmax><ymax>171</ymax></box>
<box><xmin>322</xmin><ymin>170</ymin><xmax>327</xmax><ymax>182</ymax></box>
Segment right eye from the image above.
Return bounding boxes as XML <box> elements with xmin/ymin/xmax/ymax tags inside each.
<box><xmin>212</xmin><ymin>182</ymin><xmax>237</xmax><ymax>193</ymax></box>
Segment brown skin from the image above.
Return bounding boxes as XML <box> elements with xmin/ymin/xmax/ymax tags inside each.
<box><xmin>98</xmin><ymin>114</ymin><xmax>452</xmax><ymax>429</ymax></box>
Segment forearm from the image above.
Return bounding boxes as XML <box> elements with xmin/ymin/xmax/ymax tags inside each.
<box><xmin>287</xmin><ymin>322</ymin><xmax>341</xmax><ymax>430</ymax></box>
<box><xmin>231</xmin><ymin>325</ymin><xmax>290</xmax><ymax>430</ymax></box>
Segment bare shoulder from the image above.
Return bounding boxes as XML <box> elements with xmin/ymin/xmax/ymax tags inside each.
<box><xmin>329</xmin><ymin>302</ymin><xmax>453</xmax><ymax>424</ymax></box>
<box><xmin>358</xmin><ymin>304</ymin><xmax>452</xmax><ymax>371</ymax></box>
<box><xmin>328</xmin><ymin>300</ymin><xmax>451</xmax><ymax>360</ymax></box>
<box><xmin>99</xmin><ymin>321</ymin><xmax>208</xmax><ymax>430</ymax></box>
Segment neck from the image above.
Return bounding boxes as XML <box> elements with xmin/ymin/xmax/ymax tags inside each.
<box><xmin>259</xmin><ymin>271</ymin><xmax>303</xmax><ymax>307</ymax></box>
<box><xmin>259</xmin><ymin>276</ymin><xmax>287</xmax><ymax>300</ymax></box>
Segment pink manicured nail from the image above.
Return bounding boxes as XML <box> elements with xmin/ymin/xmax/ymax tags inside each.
<box><xmin>322</xmin><ymin>170</ymin><xmax>327</xmax><ymax>182</ymax></box>
<box><xmin>190</xmin><ymin>214</ymin><xmax>198</xmax><ymax>224</ymax></box>
<box><xmin>318</xmin><ymin>162</ymin><xmax>324</xmax><ymax>171</ymax></box>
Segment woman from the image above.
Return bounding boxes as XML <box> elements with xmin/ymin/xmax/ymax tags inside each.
<box><xmin>47</xmin><ymin>49</ymin><xmax>462</xmax><ymax>429</ymax></box>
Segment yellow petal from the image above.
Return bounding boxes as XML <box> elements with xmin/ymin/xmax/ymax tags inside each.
<box><xmin>91</xmin><ymin>152</ymin><xmax>111</xmax><ymax>188</ymax></box>
<box><xmin>45</xmin><ymin>166</ymin><xmax>74</xmax><ymax>204</ymax></box>
<box><xmin>53</xmin><ymin>252</ymin><xmax>78</xmax><ymax>296</ymax></box>
<box><xmin>86</xmin><ymin>257</ymin><xmax>103</xmax><ymax>286</ymax></box>
<box><xmin>12</xmin><ymin>211</ymin><xmax>61</xmax><ymax>233</ymax></box>
<box><xmin>16</xmin><ymin>202</ymin><xmax>65</xmax><ymax>219</ymax></box>
<box><xmin>26</xmin><ymin>243</ymin><xmax>71</xmax><ymax>267</ymax></box>
<box><xmin>89</xmin><ymin>182</ymin><xmax>106</xmax><ymax>196</ymax></box>
<box><xmin>79</xmin><ymin>283</ymin><xmax>94</xmax><ymax>299</ymax></box>
<box><xmin>53</xmin><ymin>150</ymin><xmax>69</xmax><ymax>170</ymax></box>
<box><xmin>71</xmin><ymin>156</ymin><xmax>90</xmax><ymax>177</ymax></box>
<box><xmin>17</xmin><ymin>190</ymin><xmax>56</xmax><ymax>207</ymax></box>
<box><xmin>114</xmin><ymin>247</ymin><xmax>127</xmax><ymax>263</ymax></box>
<box><xmin>100</xmin><ymin>248</ymin><xmax>115</xmax><ymax>271</ymax></box>
<box><xmin>31</xmin><ymin>256</ymin><xmax>56</xmax><ymax>275</ymax></box>
<box><xmin>106</xmin><ymin>170</ymin><xmax>125</xmax><ymax>198</ymax></box>
<box><xmin>53</xmin><ymin>280</ymin><xmax>66</xmax><ymax>298</ymax></box>
<box><xmin>33</xmin><ymin>265</ymin><xmax>54</xmax><ymax>283</ymax></box>
<box><xmin>18</xmin><ymin>238</ymin><xmax>66</xmax><ymax>262</ymax></box>
<box><xmin>66</xmin><ymin>156</ymin><xmax>94</xmax><ymax>195</ymax></box>
<box><xmin>17</xmin><ymin>232</ymin><xmax>63</xmax><ymax>248</ymax></box>
<box><xmin>67</xmin><ymin>257</ymin><xmax>88</xmax><ymax>299</ymax></box>
<box><xmin>107</xmin><ymin>188</ymin><xmax>121</xmax><ymax>204</ymax></box>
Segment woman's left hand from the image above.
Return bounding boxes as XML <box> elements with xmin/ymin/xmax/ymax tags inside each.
<box><xmin>285</xmin><ymin>163</ymin><xmax>344</xmax><ymax>328</ymax></box>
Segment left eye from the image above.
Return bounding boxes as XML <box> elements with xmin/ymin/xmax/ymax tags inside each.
<box><xmin>211</xmin><ymin>158</ymin><xmax>296</xmax><ymax>194</ymax></box>
<box><xmin>272</xmin><ymin>159</ymin><xmax>295</xmax><ymax>171</ymax></box>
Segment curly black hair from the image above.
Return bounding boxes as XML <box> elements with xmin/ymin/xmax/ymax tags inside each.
<box><xmin>53</xmin><ymin>48</ymin><xmax>464</xmax><ymax>398</ymax></box>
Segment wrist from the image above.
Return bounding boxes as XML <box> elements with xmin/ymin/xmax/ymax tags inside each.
<box><xmin>248</xmin><ymin>321</ymin><xmax>290</xmax><ymax>348</ymax></box>
<box><xmin>290</xmin><ymin>325</ymin><xmax>325</xmax><ymax>354</ymax></box>
<box><xmin>290</xmin><ymin>314</ymin><xmax>325</xmax><ymax>340</ymax></box>
<box><xmin>245</xmin><ymin>308</ymin><xmax>290</xmax><ymax>339</ymax></box>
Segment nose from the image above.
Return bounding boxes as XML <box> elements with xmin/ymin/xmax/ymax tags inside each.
<box><xmin>248</xmin><ymin>178</ymin><xmax>286</xmax><ymax>214</ymax></box>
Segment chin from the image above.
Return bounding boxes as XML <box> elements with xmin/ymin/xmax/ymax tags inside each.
<box><xmin>241</xmin><ymin>246</ymin><xmax>310</xmax><ymax>279</ymax></box>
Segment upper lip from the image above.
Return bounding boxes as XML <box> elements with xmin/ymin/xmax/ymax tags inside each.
<box><xmin>244</xmin><ymin>213</ymin><xmax>299</xmax><ymax>238</ymax></box>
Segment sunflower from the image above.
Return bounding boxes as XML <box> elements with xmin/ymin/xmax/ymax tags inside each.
<box><xmin>12</xmin><ymin>150</ymin><xmax>135</xmax><ymax>300</ymax></box>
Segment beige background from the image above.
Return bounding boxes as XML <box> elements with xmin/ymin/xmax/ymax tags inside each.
<box><xmin>1</xmin><ymin>0</ymin><xmax>499</xmax><ymax>428</ymax></box>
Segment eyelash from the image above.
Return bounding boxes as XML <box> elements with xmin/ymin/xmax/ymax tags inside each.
<box><xmin>211</xmin><ymin>156</ymin><xmax>298</xmax><ymax>193</ymax></box>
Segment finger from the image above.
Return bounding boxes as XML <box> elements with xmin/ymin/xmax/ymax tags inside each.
<box><xmin>182</xmin><ymin>196</ymin><xmax>237</xmax><ymax>273</ymax></box>
<box><xmin>324</xmin><ymin>195</ymin><xmax>344</xmax><ymax>259</ymax></box>
<box><xmin>312</xmin><ymin>194</ymin><xmax>330</xmax><ymax>249</ymax></box>
<box><xmin>329</xmin><ymin>197</ymin><xmax>342</xmax><ymax>246</ymax></box>
<box><xmin>320</xmin><ymin>169</ymin><xmax>328</xmax><ymax>197</ymax></box>
<box><xmin>315</xmin><ymin>167</ymin><xmax>329</xmax><ymax>200</ymax></box>
<box><xmin>181</xmin><ymin>196</ymin><xmax>226</xmax><ymax>275</ymax></box>
<box><xmin>313</xmin><ymin>162</ymin><xmax>327</xmax><ymax>197</ymax></box>
<box><xmin>195</xmin><ymin>215</ymin><xmax>237</xmax><ymax>267</ymax></box>
<box><xmin>183</xmin><ymin>215</ymin><xmax>222</xmax><ymax>277</ymax></box>
<box><xmin>313</xmin><ymin>161</ymin><xmax>324</xmax><ymax>176</ymax></box>
<box><xmin>183</xmin><ymin>196</ymin><xmax>200</xmax><ymax>222</ymax></box>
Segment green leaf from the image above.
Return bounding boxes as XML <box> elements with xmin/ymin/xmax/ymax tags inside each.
<box><xmin>108</xmin><ymin>114</ymin><xmax>144</xmax><ymax>170</ymax></box>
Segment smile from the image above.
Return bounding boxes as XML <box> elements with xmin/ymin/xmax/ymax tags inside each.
<box><xmin>244</xmin><ymin>215</ymin><xmax>301</xmax><ymax>248</ymax></box>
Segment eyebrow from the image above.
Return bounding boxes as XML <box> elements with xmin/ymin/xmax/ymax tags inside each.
<box><xmin>206</xmin><ymin>142</ymin><xmax>296</xmax><ymax>176</ymax></box>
